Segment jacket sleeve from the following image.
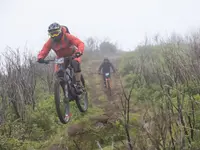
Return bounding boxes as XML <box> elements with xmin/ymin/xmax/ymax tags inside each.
<box><xmin>65</xmin><ymin>33</ymin><xmax>84</xmax><ymax>53</ymax></box>
<box><xmin>37</xmin><ymin>39</ymin><xmax>52</xmax><ymax>60</ymax></box>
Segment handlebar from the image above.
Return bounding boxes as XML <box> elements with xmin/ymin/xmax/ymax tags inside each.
<box><xmin>39</xmin><ymin>54</ymin><xmax>80</xmax><ymax>64</ymax></box>
<box><xmin>98</xmin><ymin>71</ymin><xmax>115</xmax><ymax>75</ymax></box>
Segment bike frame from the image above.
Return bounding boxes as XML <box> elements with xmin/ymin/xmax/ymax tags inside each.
<box><xmin>55</xmin><ymin>57</ymin><xmax>76</xmax><ymax>97</ymax></box>
<box><xmin>104</xmin><ymin>72</ymin><xmax>111</xmax><ymax>89</ymax></box>
<box><xmin>40</xmin><ymin>55</ymin><xmax>88</xmax><ymax>124</ymax></box>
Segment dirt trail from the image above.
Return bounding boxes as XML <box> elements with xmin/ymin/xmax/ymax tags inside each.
<box><xmin>85</xmin><ymin>58</ymin><xmax>122</xmax><ymax>109</ymax></box>
<box><xmin>67</xmin><ymin>58</ymin><xmax>123</xmax><ymax>135</ymax></box>
<box><xmin>47</xmin><ymin>57</ymin><xmax>124</xmax><ymax>150</ymax></box>
<box><xmin>47</xmin><ymin>56</ymin><xmax>149</xmax><ymax>150</ymax></box>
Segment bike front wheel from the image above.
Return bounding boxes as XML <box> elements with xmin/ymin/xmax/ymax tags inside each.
<box><xmin>54</xmin><ymin>79</ymin><xmax>71</xmax><ymax>124</ymax></box>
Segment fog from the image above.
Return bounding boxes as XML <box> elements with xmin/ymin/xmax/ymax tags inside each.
<box><xmin>1</xmin><ymin>0</ymin><xmax>200</xmax><ymax>55</ymax></box>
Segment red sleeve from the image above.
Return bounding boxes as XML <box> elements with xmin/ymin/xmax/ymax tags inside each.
<box><xmin>37</xmin><ymin>39</ymin><xmax>52</xmax><ymax>60</ymax></box>
<box><xmin>65</xmin><ymin>33</ymin><xmax>84</xmax><ymax>53</ymax></box>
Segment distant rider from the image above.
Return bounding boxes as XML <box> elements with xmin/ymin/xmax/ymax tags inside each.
<box><xmin>98</xmin><ymin>58</ymin><xmax>116</xmax><ymax>87</ymax></box>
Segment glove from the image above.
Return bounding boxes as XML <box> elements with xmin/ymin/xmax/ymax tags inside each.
<box><xmin>37</xmin><ymin>59</ymin><xmax>49</xmax><ymax>64</ymax></box>
<box><xmin>37</xmin><ymin>59</ymin><xmax>45</xmax><ymax>63</ymax></box>
<box><xmin>75</xmin><ymin>51</ymin><xmax>82</xmax><ymax>58</ymax></box>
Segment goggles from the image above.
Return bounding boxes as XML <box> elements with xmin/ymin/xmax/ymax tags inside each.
<box><xmin>48</xmin><ymin>29</ymin><xmax>61</xmax><ymax>38</ymax></box>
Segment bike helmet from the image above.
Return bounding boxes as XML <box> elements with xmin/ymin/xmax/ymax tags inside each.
<box><xmin>104</xmin><ymin>57</ymin><xmax>109</xmax><ymax>62</ymax></box>
<box><xmin>48</xmin><ymin>22</ymin><xmax>62</xmax><ymax>41</ymax></box>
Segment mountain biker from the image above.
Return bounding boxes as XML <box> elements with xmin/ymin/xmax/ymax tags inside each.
<box><xmin>37</xmin><ymin>22</ymin><xmax>84</xmax><ymax>94</ymax></box>
<box><xmin>98</xmin><ymin>58</ymin><xmax>116</xmax><ymax>87</ymax></box>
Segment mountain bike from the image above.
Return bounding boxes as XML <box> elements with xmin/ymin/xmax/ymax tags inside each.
<box><xmin>42</xmin><ymin>55</ymin><xmax>88</xmax><ymax>124</ymax></box>
<box><xmin>99</xmin><ymin>72</ymin><xmax>112</xmax><ymax>96</ymax></box>
<box><xmin>105</xmin><ymin>72</ymin><xmax>112</xmax><ymax>96</ymax></box>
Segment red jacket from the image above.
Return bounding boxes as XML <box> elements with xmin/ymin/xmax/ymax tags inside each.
<box><xmin>37</xmin><ymin>32</ymin><xmax>84</xmax><ymax>63</ymax></box>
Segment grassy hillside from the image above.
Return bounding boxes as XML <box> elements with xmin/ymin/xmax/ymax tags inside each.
<box><xmin>118</xmin><ymin>33</ymin><xmax>200</xmax><ymax>149</ymax></box>
<box><xmin>2</xmin><ymin>33</ymin><xmax>200</xmax><ymax>149</ymax></box>
<box><xmin>0</xmin><ymin>46</ymin><xmax>129</xmax><ymax>150</ymax></box>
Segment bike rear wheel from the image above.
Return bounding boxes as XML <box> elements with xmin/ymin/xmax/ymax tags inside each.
<box><xmin>75</xmin><ymin>75</ymin><xmax>88</xmax><ymax>112</ymax></box>
<box><xmin>54</xmin><ymin>79</ymin><xmax>71</xmax><ymax>124</ymax></box>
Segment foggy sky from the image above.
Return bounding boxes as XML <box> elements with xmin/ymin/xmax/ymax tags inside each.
<box><xmin>1</xmin><ymin>0</ymin><xmax>200</xmax><ymax>55</ymax></box>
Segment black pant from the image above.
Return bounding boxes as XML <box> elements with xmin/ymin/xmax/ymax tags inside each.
<box><xmin>71</xmin><ymin>60</ymin><xmax>81</xmax><ymax>73</ymax></box>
